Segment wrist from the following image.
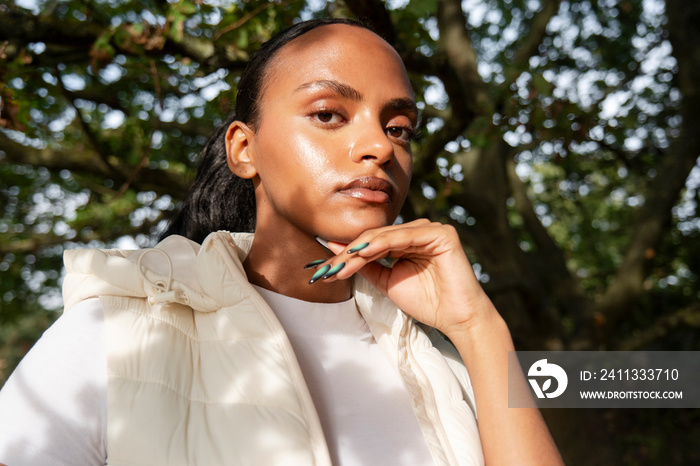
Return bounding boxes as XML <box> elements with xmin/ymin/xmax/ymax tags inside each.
<box><xmin>441</xmin><ymin>296</ymin><xmax>510</xmax><ymax>345</ymax></box>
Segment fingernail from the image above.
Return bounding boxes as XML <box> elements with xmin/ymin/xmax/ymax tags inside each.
<box><xmin>378</xmin><ymin>255</ymin><xmax>397</xmax><ymax>268</ymax></box>
<box><xmin>347</xmin><ymin>242</ymin><xmax>370</xmax><ymax>254</ymax></box>
<box><xmin>309</xmin><ymin>264</ymin><xmax>331</xmax><ymax>284</ymax></box>
<box><xmin>303</xmin><ymin>259</ymin><xmax>326</xmax><ymax>269</ymax></box>
<box><xmin>314</xmin><ymin>236</ymin><xmax>331</xmax><ymax>251</ymax></box>
<box><xmin>322</xmin><ymin>262</ymin><xmax>346</xmax><ymax>279</ymax></box>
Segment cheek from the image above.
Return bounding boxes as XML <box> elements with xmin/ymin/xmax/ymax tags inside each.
<box><xmin>286</xmin><ymin>130</ymin><xmax>343</xmax><ymax>187</ymax></box>
<box><xmin>402</xmin><ymin>156</ymin><xmax>413</xmax><ymax>184</ymax></box>
<box><xmin>289</xmin><ymin>131</ymin><xmax>332</xmax><ymax>169</ymax></box>
<box><xmin>255</xmin><ymin>119</ymin><xmax>325</xmax><ymax>172</ymax></box>
<box><xmin>394</xmin><ymin>154</ymin><xmax>413</xmax><ymax>197</ymax></box>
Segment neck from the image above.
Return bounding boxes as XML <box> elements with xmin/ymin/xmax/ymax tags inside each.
<box><xmin>243</xmin><ymin>227</ymin><xmax>352</xmax><ymax>303</ymax></box>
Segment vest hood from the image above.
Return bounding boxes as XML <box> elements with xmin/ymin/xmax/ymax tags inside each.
<box><xmin>62</xmin><ymin>231</ymin><xmax>402</xmax><ymax>329</ymax></box>
<box><xmin>62</xmin><ymin>232</ymin><xmax>256</xmax><ymax>313</ymax></box>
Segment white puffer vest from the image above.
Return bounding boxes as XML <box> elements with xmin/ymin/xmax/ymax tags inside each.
<box><xmin>62</xmin><ymin>232</ymin><xmax>484</xmax><ymax>466</ymax></box>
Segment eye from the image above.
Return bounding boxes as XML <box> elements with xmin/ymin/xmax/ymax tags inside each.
<box><xmin>387</xmin><ymin>126</ymin><xmax>415</xmax><ymax>142</ymax></box>
<box><xmin>310</xmin><ymin>110</ymin><xmax>345</xmax><ymax>125</ymax></box>
<box><xmin>316</xmin><ymin>112</ymin><xmax>334</xmax><ymax>123</ymax></box>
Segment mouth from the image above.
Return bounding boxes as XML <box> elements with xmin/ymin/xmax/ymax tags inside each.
<box><xmin>338</xmin><ymin>176</ymin><xmax>394</xmax><ymax>204</ymax></box>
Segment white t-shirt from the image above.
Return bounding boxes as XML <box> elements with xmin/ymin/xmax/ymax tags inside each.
<box><xmin>253</xmin><ymin>286</ymin><xmax>433</xmax><ymax>465</ymax></box>
<box><xmin>0</xmin><ymin>292</ymin><xmax>433</xmax><ymax>465</ymax></box>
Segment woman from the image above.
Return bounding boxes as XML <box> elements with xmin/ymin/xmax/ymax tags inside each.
<box><xmin>0</xmin><ymin>17</ymin><xmax>563</xmax><ymax>465</ymax></box>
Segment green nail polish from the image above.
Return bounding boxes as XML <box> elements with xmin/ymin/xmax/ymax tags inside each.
<box><xmin>347</xmin><ymin>242</ymin><xmax>370</xmax><ymax>254</ymax></box>
<box><xmin>309</xmin><ymin>264</ymin><xmax>331</xmax><ymax>284</ymax></box>
<box><xmin>378</xmin><ymin>255</ymin><xmax>397</xmax><ymax>268</ymax></box>
<box><xmin>322</xmin><ymin>262</ymin><xmax>346</xmax><ymax>279</ymax></box>
<box><xmin>303</xmin><ymin>259</ymin><xmax>326</xmax><ymax>269</ymax></box>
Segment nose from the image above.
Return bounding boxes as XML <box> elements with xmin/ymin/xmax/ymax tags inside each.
<box><xmin>349</xmin><ymin>122</ymin><xmax>395</xmax><ymax>166</ymax></box>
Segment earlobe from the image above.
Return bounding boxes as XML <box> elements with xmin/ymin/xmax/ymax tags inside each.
<box><xmin>225</xmin><ymin>121</ymin><xmax>257</xmax><ymax>179</ymax></box>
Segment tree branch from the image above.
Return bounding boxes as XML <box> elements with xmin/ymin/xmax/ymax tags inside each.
<box><xmin>0</xmin><ymin>10</ymin><xmax>249</xmax><ymax>75</ymax></box>
<box><xmin>55</xmin><ymin>67</ymin><xmax>121</xmax><ymax>178</ymax></box>
<box><xmin>0</xmin><ymin>11</ymin><xmax>103</xmax><ymax>48</ymax></box>
<box><xmin>421</xmin><ymin>103</ymin><xmax>452</xmax><ymax>122</ymax></box>
<box><xmin>506</xmin><ymin>153</ymin><xmax>592</xmax><ymax>319</ymax></box>
<box><xmin>115</xmin><ymin>59</ymin><xmax>163</xmax><ymax>197</ymax></box>
<box><xmin>0</xmin><ymin>214</ymin><xmax>166</xmax><ymax>256</ymax></box>
<box><xmin>595</xmin><ymin>0</ymin><xmax>700</xmax><ymax>337</ymax></box>
<box><xmin>617</xmin><ymin>303</ymin><xmax>700</xmax><ymax>351</ymax></box>
<box><xmin>446</xmin><ymin>140</ymin><xmax>561</xmax><ymax>348</ymax></box>
<box><xmin>0</xmin><ymin>130</ymin><xmax>191</xmax><ymax>196</ymax></box>
<box><xmin>401</xmin><ymin>48</ymin><xmax>440</xmax><ymax>76</ymax></box>
<box><xmin>414</xmin><ymin>115</ymin><xmax>466</xmax><ymax>177</ymax></box>
<box><xmin>511</xmin><ymin>0</ymin><xmax>562</xmax><ymax>68</ymax></box>
<box><xmin>408</xmin><ymin>0</ymin><xmax>493</xmax><ymax>176</ymax></box>
<box><xmin>0</xmin><ymin>233</ymin><xmax>67</xmax><ymax>255</ymax></box>
<box><xmin>62</xmin><ymin>85</ymin><xmax>129</xmax><ymax>114</ymax></box>
<box><xmin>344</xmin><ymin>0</ymin><xmax>396</xmax><ymax>44</ymax></box>
<box><xmin>435</xmin><ymin>0</ymin><xmax>490</xmax><ymax>119</ymax></box>
<box><xmin>158</xmin><ymin>120</ymin><xmax>214</xmax><ymax>138</ymax></box>
<box><xmin>214</xmin><ymin>0</ymin><xmax>302</xmax><ymax>42</ymax></box>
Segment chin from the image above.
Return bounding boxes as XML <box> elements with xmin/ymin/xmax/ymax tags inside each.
<box><xmin>322</xmin><ymin>211</ymin><xmax>397</xmax><ymax>243</ymax></box>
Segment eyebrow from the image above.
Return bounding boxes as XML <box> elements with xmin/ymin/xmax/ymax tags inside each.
<box><xmin>295</xmin><ymin>79</ymin><xmax>419</xmax><ymax>121</ymax></box>
<box><xmin>294</xmin><ymin>80</ymin><xmax>363</xmax><ymax>101</ymax></box>
<box><xmin>385</xmin><ymin>98</ymin><xmax>419</xmax><ymax>122</ymax></box>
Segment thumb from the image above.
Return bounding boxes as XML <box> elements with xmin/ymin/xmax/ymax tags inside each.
<box><xmin>356</xmin><ymin>261</ymin><xmax>390</xmax><ymax>296</ymax></box>
<box><xmin>323</xmin><ymin>239</ymin><xmax>347</xmax><ymax>255</ymax></box>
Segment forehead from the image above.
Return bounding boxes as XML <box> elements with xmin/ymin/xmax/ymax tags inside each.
<box><xmin>262</xmin><ymin>24</ymin><xmax>413</xmax><ymax>98</ymax></box>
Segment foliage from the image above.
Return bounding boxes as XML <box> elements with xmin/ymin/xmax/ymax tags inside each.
<box><xmin>1</xmin><ymin>0</ymin><xmax>699</xmax><ymax>463</ymax></box>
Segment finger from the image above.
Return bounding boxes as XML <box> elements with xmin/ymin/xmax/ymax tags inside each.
<box><xmin>310</xmin><ymin>219</ymin><xmax>442</xmax><ymax>283</ymax></box>
<box><xmin>354</xmin><ymin>261</ymin><xmax>392</xmax><ymax>294</ymax></box>
<box><xmin>322</xmin><ymin>241</ymin><xmax>426</xmax><ymax>284</ymax></box>
<box><xmin>315</xmin><ymin>242</ymin><xmax>391</xmax><ymax>283</ymax></box>
<box><xmin>324</xmin><ymin>240</ymin><xmax>347</xmax><ymax>255</ymax></box>
<box><xmin>353</xmin><ymin>223</ymin><xmax>447</xmax><ymax>261</ymax></box>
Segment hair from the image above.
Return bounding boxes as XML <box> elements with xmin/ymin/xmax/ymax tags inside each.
<box><xmin>160</xmin><ymin>17</ymin><xmax>375</xmax><ymax>243</ymax></box>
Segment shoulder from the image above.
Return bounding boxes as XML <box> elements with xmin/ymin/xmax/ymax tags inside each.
<box><xmin>0</xmin><ymin>299</ymin><xmax>107</xmax><ymax>466</ymax></box>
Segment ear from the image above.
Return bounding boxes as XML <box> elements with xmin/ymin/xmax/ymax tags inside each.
<box><xmin>225</xmin><ymin>121</ymin><xmax>257</xmax><ymax>179</ymax></box>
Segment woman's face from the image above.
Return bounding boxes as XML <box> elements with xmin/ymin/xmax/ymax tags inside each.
<box><xmin>246</xmin><ymin>24</ymin><xmax>416</xmax><ymax>244</ymax></box>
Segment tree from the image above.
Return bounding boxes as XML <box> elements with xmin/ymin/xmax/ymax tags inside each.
<box><xmin>1</xmin><ymin>0</ymin><xmax>698</xmax><ymax>463</ymax></box>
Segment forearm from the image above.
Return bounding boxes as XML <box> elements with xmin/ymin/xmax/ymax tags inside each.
<box><xmin>444</xmin><ymin>297</ymin><xmax>564</xmax><ymax>465</ymax></box>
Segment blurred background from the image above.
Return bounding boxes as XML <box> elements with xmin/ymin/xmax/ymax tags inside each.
<box><xmin>1</xmin><ymin>0</ymin><xmax>698</xmax><ymax>463</ymax></box>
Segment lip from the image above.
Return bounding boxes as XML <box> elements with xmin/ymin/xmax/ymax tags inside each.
<box><xmin>338</xmin><ymin>176</ymin><xmax>394</xmax><ymax>204</ymax></box>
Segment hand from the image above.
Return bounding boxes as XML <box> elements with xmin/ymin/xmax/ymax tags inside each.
<box><xmin>310</xmin><ymin>220</ymin><xmax>564</xmax><ymax>465</ymax></box>
<box><xmin>308</xmin><ymin>219</ymin><xmax>497</xmax><ymax>336</ymax></box>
